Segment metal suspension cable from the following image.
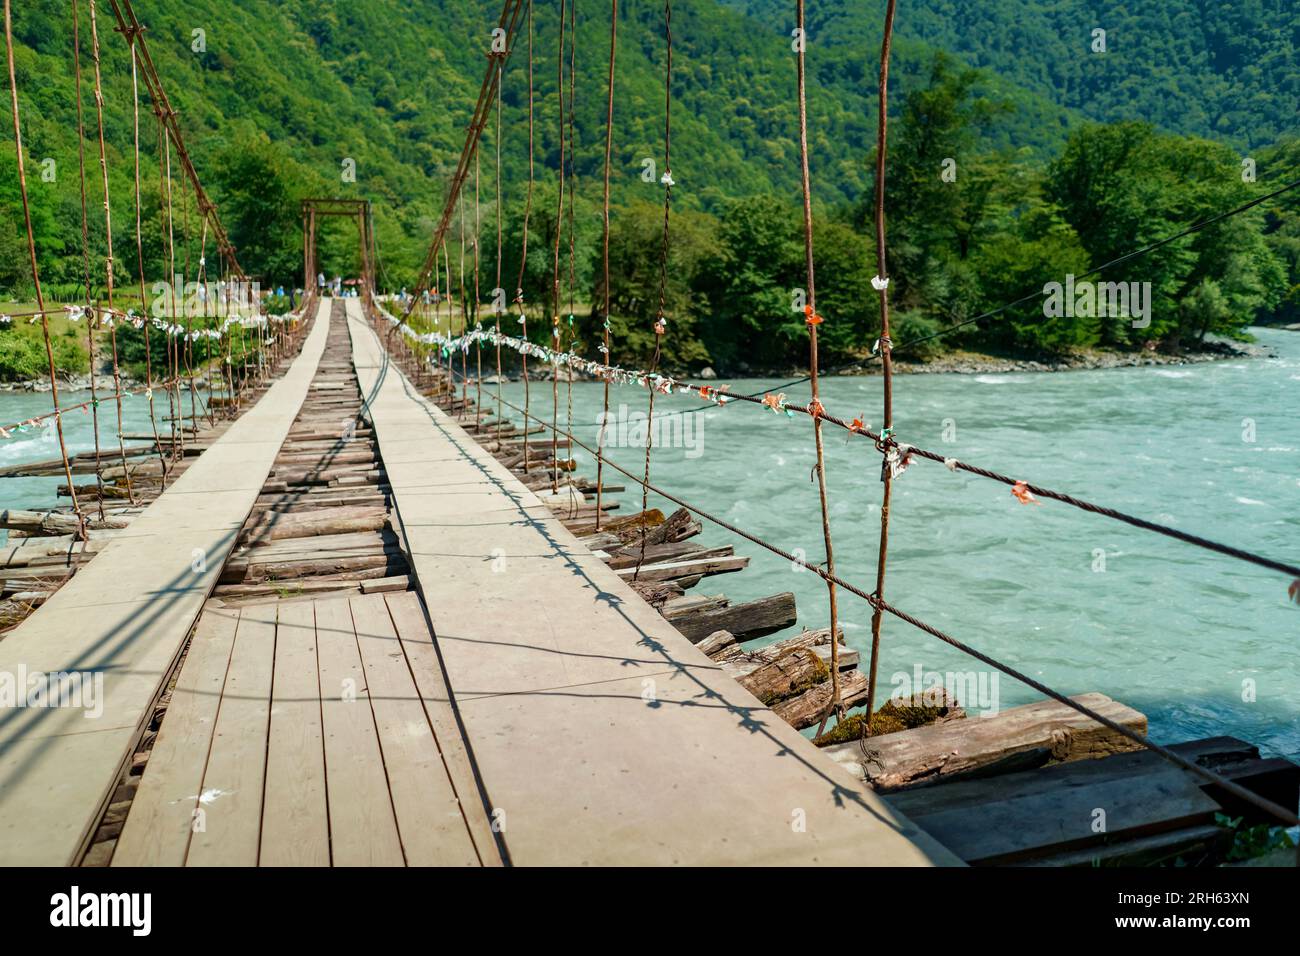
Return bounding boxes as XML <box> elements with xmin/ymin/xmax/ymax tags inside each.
<box><xmin>179</xmin><ymin>150</ymin><xmax>198</xmax><ymax>430</ymax></box>
<box><xmin>443</xmin><ymin>241</ymin><xmax>456</xmax><ymax>410</ymax></box>
<box><xmin>594</xmin><ymin>0</ymin><xmax>617</xmax><ymax>532</ymax></box>
<box><xmin>474</xmin><ymin>136</ymin><xmax>483</xmax><ymax>429</ymax></box>
<box><xmin>199</xmin><ymin>219</ymin><xmax>216</xmax><ymax>426</ymax></box>
<box><xmin>634</xmin><ymin>0</ymin><xmax>672</xmax><ymax>581</ymax></box>
<box><xmin>430</xmin><ymin>361</ymin><xmax>1300</xmax><ymax>829</ymax></box>
<box><xmin>550</xmin><ymin>0</ymin><xmax>569</xmax><ymax>495</ymax></box>
<box><xmin>106</xmin><ymin>0</ymin><xmax>249</xmax><ymax>285</ymax></box>
<box><xmin>87</xmin><ymin>0</ymin><xmax>135</xmax><ymax>503</ymax></box>
<box><xmin>3</xmin><ymin>0</ymin><xmax>83</xmax><ymax>530</ymax></box>
<box><xmin>864</xmin><ymin>0</ymin><xmax>899</xmax><ymax>731</ymax></box>
<box><xmin>495</xmin><ymin>57</ymin><xmax>505</xmax><ymax>440</ymax></box>
<box><xmin>72</xmin><ymin>0</ymin><xmax>107</xmax><ymax>519</ymax></box>
<box><xmin>160</xmin><ymin>107</ymin><xmax>182</xmax><ymax>459</ymax></box>
<box><xmin>459</xmin><ymin>184</ymin><xmax>469</xmax><ymax>418</ymax></box>
<box><xmin>794</xmin><ymin>0</ymin><xmax>843</xmax><ymax>731</ymax></box>
<box><xmin>127</xmin><ymin>35</ymin><xmax>167</xmax><ymax>488</ymax></box>
<box><xmin>516</xmin><ymin>0</ymin><xmax>535</xmax><ymax>474</ymax></box>
<box><xmin>563</xmin><ymin>0</ymin><xmax>578</xmax><ymax>518</ymax></box>
<box><xmin>400</xmin><ymin>0</ymin><xmax>526</xmax><ymax>328</ymax></box>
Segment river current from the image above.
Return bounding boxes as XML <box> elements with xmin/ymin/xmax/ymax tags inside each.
<box><xmin>2</xmin><ymin>330</ymin><xmax>1296</xmax><ymax>757</ymax></box>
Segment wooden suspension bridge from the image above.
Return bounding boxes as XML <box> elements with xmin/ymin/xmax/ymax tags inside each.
<box><xmin>0</xmin><ymin>0</ymin><xmax>1296</xmax><ymax>870</ymax></box>
<box><xmin>0</xmin><ymin>290</ymin><xmax>1292</xmax><ymax>868</ymax></box>
<box><xmin>0</xmin><ymin>296</ymin><xmax>956</xmax><ymax>866</ymax></box>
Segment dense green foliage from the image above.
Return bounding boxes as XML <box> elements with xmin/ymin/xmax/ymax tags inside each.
<box><xmin>0</xmin><ymin>320</ymin><xmax>87</xmax><ymax>383</ymax></box>
<box><xmin>725</xmin><ymin>0</ymin><xmax>1300</xmax><ymax>150</ymax></box>
<box><xmin>3</xmin><ymin>1</ymin><xmax>1296</xmax><ymax>373</ymax></box>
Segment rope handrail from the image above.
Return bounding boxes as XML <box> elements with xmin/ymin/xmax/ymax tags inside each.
<box><xmin>863</xmin><ymin>0</ymin><xmax>900</xmax><ymax>731</ymax></box>
<box><xmin>400</xmin><ymin>330</ymin><xmax>1300</xmax><ymax>830</ymax></box>
<box><xmin>374</xmin><ymin>308</ymin><xmax>1300</xmax><ymax>583</ymax></box>
<box><xmin>380</xmin><ymin>0</ymin><xmax>1299</xmax><ymax>841</ymax></box>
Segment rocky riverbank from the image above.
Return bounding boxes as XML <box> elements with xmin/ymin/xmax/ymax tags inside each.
<box><xmin>482</xmin><ymin>336</ymin><xmax>1278</xmax><ymax>384</ymax></box>
<box><xmin>0</xmin><ymin>371</ymin><xmax>219</xmax><ymax>393</ymax></box>
<box><xmin>885</xmin><ymin>337</ymin><xmax>1276</xmax><ymax>376</ymax></box>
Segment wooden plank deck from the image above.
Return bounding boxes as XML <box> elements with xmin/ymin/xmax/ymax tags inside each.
<box><xmin>113</xmin><ymin>592</ymin><xmax>492</xmax><ymax>866</ymax></box>
<box><xmin>0</xmin><ymin>301</ymin><xmax>331</xmax><ymax>866</ymax></box>
<box><xmin>113</xmin><ymin>305</ymin><xmax>495</xmax><ymax>866</ymax></box>
<box><xmin>343</xmin><ymin>299</ymin><xmax>960</xmax><ymax>866</ymax></box>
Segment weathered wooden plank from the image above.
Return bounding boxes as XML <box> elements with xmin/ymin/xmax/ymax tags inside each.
<box><xmin>1022</xmin><ymin>823</ymin><xmax>1229</xmax><ymax>868</ymax></box>
<box><xmin>241</xmin><ymin>505</ymin><xmax>387</xmax><ymax>542</ymax></box>
<box><xmin>771</xmin><ymin>670</ymin><xmax>871</xmax><ymax>730</ymax></box>
<box><xmin>239</xmin><ymin>530</ymin><xmax>391</xmax><ymax>558</ymax></box>
<box><xmin>259</xmin><ymin>601</ymin><xmax>330</xmax><ymax>866</ymax></box>
<box><xmin>113</xmin><ymin>608</ymin><xmax>241</xmax><ymax>867</ymax></box>
<box><xmin>722</xmin><ymin>640</ymin><xmax>857</xmax><ymax>681</ymax></box>
<box><xmin>625</xmin><ymin>580</ymin><xmax>686</xmax><ymax>609</ymax></box>
<box><xmin>605</xmin><ymin>542</ymin><xmax>732</xmax><ymax>570</ymax></box>
<box><xmin>575</xmin><ymin>531</ymin><xmax>622</xmax><ymax>551</ymax></box>
<box><xmin>186</xmin><ymin>605</ymin><xmax>278</xmax><ymax>866</ymax></box>
<box><xmin>314</xmin><ymin>597</ymin><xmax>405</xmax><ymax>866</ymax></box>
<box><xmin>383</xmin><ymin>595</ymin><xmax>501</xmax><ymax>865</ymax></box>
<box><xmin>244</xmin><ymin>552</ymin><xmax>403</xmax><ymax>583</ymax></box>
<box><xmin>214</xmin><ymin>580</ymin><xmax>368</xmax><ymax>599</ymax></box>
<box><xmin>562</xmin><ymin>508</ymin><xmax>664</xmax><ymax>540</ymax></box>
<box><xmin>713</xmin><ymin>626</ymin><xmax>840</xmax><ymax>667</ymax></box>
<box><xmin>670</xmin><ymin>591</ymin><xmax>797</xmax><ymax>644</ymax></box>
<box><xmin>661</xmin><ymin>593</ymin><xmax>729</xmax><ymax>620</ymax></box>
<box><xmin>359</xmin><ymin>575</ymin><xmax>410</xmax><ymax>594</ymax></box>
<box><xmin>627</xmin><ymin>506</ymin><xmax>699</xmax><ymax>547</ymax></box>
<box><xmin>737</xmin><ymin>648</ymin><xmax>829</xmax><ymax>705</ymax></box>
<box><xmin>613</xmin><ymin>554</ymin><xmax>748</xmax><ymax>584</ymax></box>
<box><xmin>821</xmin><ymin>693</ymin><xmax>1148</xmax><ymax>788</ymax></box>
<box><xmin>0</xmin><ymin>508</ymin><xmax>131</xmax><ymax>535</ymax></box>
<box><xmin>351</xmin><ymin>595</ymin><xmax>478</xmax><ymax>865</ymax></box>
<box><xmin>696</xmin><ymin>629</ymin><xmax>736</xmax><ymax>657</ymax></box>
<box><xmin>884</xmin><ymin>761</ymin><xmax>1221</xmax><ymax>866</ymax></box>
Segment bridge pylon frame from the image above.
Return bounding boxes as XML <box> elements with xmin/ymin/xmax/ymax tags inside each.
<box><xmin>301</xmin><ymin>198</ymin><xmax>376</xmax><ymax>298</ymax></box>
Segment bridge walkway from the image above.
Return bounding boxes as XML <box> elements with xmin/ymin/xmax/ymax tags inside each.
<box><xmin>343</xmin><ymin>298</ymin><xmax>957</xmax><ymax>866</ymax></box>
<box><xmin>0</xmin><ymin>299</ymin><xmax>331</xmax><ymax>865</ymax></box>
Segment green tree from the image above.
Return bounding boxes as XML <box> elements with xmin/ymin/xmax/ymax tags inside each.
<box><xmin>697</xmin><ymin>195</ymin><xmax>801</xmax><ymax>370</ymax></box>
<box><xmin>1048</xmin><ymin>123</ymin><xmax>1286</xmax><ymax>346</ymax></box>
<box><xmin>590</xmin><ymin>199</ymin><xmax>713</xmax><ymax>370</ymax></box>
<box><xmin>210</xmin><ymin>130</ymin><xmax>314</xmax><ymax>287</ymax></box>
<box><xmin>0</xmin><ymin>146</ymin><xmax>64</xmax><ymax>296</ymax></box>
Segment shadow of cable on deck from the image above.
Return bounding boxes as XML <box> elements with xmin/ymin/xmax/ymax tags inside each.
<box><xmin>353</xmin><ymin>313</ymin><xmax>923</xmax><ymax>852</ymax></box>
<box><xmin>0</xmin><ymin>524</ymin><xmax>240</xmax><ymax>787</ymax></box>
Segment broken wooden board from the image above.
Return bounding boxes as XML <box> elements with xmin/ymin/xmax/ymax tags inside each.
<box><xmin>877</xmin><ymin>737</ymin><xmax>1276</xmax><ymax>866</ymax></box>
<box><xmin>772</xmin><ymin>671</ymin><xmax>870</xmax><ymax>730</ymax></box>
<box><xmin>670</xmin><ymin>591</ymin><xmax>797</xmax><ymax>644</ymax></box>
<box><xmin>613</xmin><ymin>554</ymin><xmax>748</xmax><ymax>584</ymax></box>
<box><xmin>820</xmin><ymin>693</ymin><xmax>1147</xmax><ymax>789</ymax></box>
<box><xmin>886</xmin><ymin>764</ymin><xmax>1220</xmax><ymax>866</ymax></box>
